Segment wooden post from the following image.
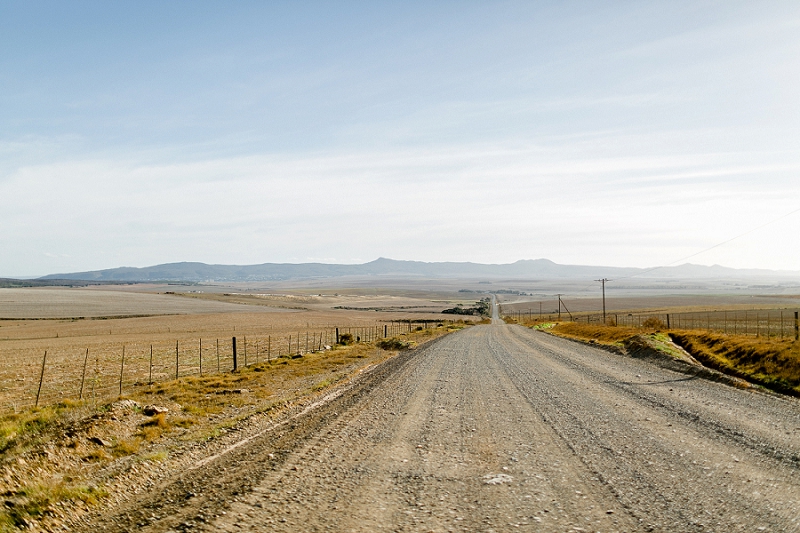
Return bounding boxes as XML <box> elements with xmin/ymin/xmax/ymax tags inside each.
<box><xmin>335</xmin><ymin>327</ymin><xmax>340</xmax><ymax>344</ymax></box>
<box><xmin>256</xmin><ymin>340</ymin><xmax>259</xmax><ymax>364</ymax></box>
<box><xmin>243</xmin><ymin>335</ymin><xmax>247</xmax><ymax>367</ymax></box>
<box><xmin>232</xmin><ymin>337</ymin><xmax>238</xmax><ymax>371</ymax></box>
<box><xmin>795</xmin><ymin>311</ymin><xmax>799</xmax><ymax>341</ymax></box>
<box><xmin>149</xmin><ymin>345</ymin><xmax>153</xmax><ymax>385</ymax></box>
<box><xmin>175</xmin><ymin>340</ymin><xmax>179</xmax><ymax>379</ymax></box>
<box><xmin>216</xmin><ymin>339</ymin><xmax>220</xmax><ymax>373</ymax></box>
<box><xmin>35</xmin><ymin>351</ymin><xmax>47</xmax><ymax>408</ymax></box>
<box><xmin>119</xmin><ymin>345</ymin><xmax>125</xmax><ymax>396</ymax></box>
<box><xmin>199</xmin><ymin>338</ymin><xmax>203</xmax><ymax>376</ymax></box>
<box><xmin>268</xmin><ymin>335</ymin><xmax>271</xmax><ymax>362</ymax></box>
<box><xmin>79</xmin><ymin>348</ymin><xmax>89</xmax><ymax>400</ymax></box>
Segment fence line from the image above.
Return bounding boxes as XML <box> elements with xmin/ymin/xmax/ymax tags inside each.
<box><xmin>4</xmin><ymin>319</ymin><xmax>448</xmax><ymax>414</ymax></box>
<box><xmin>514</xmin><ymin>307</ymin><xmax>800</xmax><ymax>340</ymax></box>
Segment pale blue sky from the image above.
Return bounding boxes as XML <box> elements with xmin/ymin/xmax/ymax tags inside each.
<box><xmin>2</xmin><ymin>1</ymin><xmax>799</xmax><ymax>276</ymax></box>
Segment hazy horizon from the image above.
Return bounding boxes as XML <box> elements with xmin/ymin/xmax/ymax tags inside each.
<box><xmin>10</xmin><ymin>256</ymin><xmax>800</xmax><ymax>283</ymax></box>
<box><xmin>2</xmin><ymin>2</ymin><xmax>799</xmax><ymax>277</ymax></box>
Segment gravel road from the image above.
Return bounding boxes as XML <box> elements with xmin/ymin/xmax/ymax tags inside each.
<box><xmin>84</xmin><ymin>321</ymin><xmax>800</xmax><ymax>533</ymax></box>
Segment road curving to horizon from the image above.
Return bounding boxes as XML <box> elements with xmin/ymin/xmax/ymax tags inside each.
<box><xmin>85</xmin><ymin>319</ymin><xmax>800</xmax><ymax>533</ymax></box>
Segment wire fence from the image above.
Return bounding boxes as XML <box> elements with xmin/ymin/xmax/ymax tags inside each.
<box><xmin>3</xmin><ymin>319</ymin><xmax>441</xmax><ymax>414</ymax></box>
<box><xmin>506</xmin><ymin>307</ymin><xmax>800</xmax><ymax>340</ymax></box>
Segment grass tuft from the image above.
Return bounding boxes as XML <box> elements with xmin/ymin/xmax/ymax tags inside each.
<box><xmin>0</xmin><ymin>404</ymin><xmax>75</xmax><ymax>454</ymax></box>
<box><xmin>0</xmin><ymin>480</ymin><xmax>106</xmax><ymax>531</ymax></box>
<box><xmin>112</xmin><ymin>438</ymin><xmax>140</xmax><ymax>457</ymax></box>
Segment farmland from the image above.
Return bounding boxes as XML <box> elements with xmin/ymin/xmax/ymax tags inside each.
<box><xmin>2</xmin><ymin>284</ymin><xmax>800</xmax><ymax>532</ymax></box>
<box><xmin>0</xmin><ymin>287</ymin><xmax>472</xmax><ymax>413</ymax></box>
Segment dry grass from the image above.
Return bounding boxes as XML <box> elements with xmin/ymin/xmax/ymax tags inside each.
<box><xmin>0</xmin><ymin>479</ymin><xmax>106</xmax><ymax>531</ymax></box>
<box><xmin>540</xmin><ymin>321</ymin><xmax>800</xmax><ymax>396</ymax></box>
<box><xmin>549</xmin><ymin>322</ymin><xmax>642</xmax><ymax>344</ymax></box>
<box><xmin>670</xmin><ymin>332</ymin><xmax>800</xmax><ymax>395</ymax></box>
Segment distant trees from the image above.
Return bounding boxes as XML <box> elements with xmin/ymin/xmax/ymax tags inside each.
<box><xmin>442</xmin><ymin>298</ymin><xmax>490</xmax><ymax>317</ymax></box>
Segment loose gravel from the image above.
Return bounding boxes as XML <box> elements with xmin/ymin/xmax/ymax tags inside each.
<box><xmin>78</xmin><ymin>323</ymin><xmax>800</xmax><ymax>532</ymax></box>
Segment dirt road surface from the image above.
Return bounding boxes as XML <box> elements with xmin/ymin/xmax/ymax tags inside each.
<box><xmin>83</xmin><ymin>321</ymin><xmax>800</xmax><ymax>532</ymax></box>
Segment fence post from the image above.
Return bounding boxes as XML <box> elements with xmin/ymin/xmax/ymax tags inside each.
<box><xmin>244</xmin><ymin>336</ymin><xmax>247</xmax><ymax>367</ymax></box>
<box><xmin>35</xmin><ymin>351</ymin><xmax>47</xmax><ymax>408</ymax></box>
<box><xmin>79</xmin><ymin>348</ymin><xmax>89</xmax><ymax>400</ymax></box>
<box><xmin>118</xmin><ymin>345</ymin><xmax>125</xmax><ymax>396</ymax></box>
<box><xmin>336</xmin><ymin>328</ymin><xmax>339</xmax><ymax>344</ymax></box>
<box><xmin>795</xmin><ymin>311</ymin><xmax>799</xmax><ymax>341</ymax></box>
<box><xmin>199</xmin><ymin>338</ymin><xmax>203</xmax><ymax>376</ymax></box>
<box><xmin>666</xmin><ymin>314</ymin><xmax>670</xmax><ymax>329</ymax></box>
<box><xmin>149</xmin><ymin>345</ymin><xmax>153</xmax><ymax>385</ymax></box>
<box><xmin>232</xmin><ymin>337</ymin><xmax>238</xmax><ymax>371</ymax></box>
<box><xmin>216</xmin><ymin>338</ymin><xmax>220</xmax><ymax>372</ymax></box>
<box><xmin>175</xmin><ymin>341</ymin><xmax>179</xmax><ymax>379</ymax></box>
<box><xmin>268</xmin><ymin>335</ymin><xmax>271</xmax><ymax>362</ymax></box>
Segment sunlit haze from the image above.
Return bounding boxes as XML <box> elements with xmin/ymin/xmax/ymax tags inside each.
<box><xmin>2</xmin><ymin>2</ymin><xmax>799</xmax><ymax>277</ymax></box>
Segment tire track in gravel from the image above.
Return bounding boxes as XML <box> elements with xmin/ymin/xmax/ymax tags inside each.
<box><xmin>77</xmin><ymin>340</ymin><xmax>443</xmax><ymax>533</ymax></box>
<box><xmin>81</xmin><ymin>322</ymin><xmax>800</xmax><ymax>532</ymax></box>
<box><xmin>494</xmin><ymin>325</ymin><xmax>800</xmax><ymax>531</ymax></box>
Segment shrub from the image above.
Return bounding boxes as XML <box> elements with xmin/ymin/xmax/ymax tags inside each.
<box><xmin>376</xmin><ymin>337</ymin><xmax>413</xmax><ymax>351</ymax></box>
<box><xmin>642</xmin><ymin>317</ymin><xmax>666</xmax><ymax>330</ymax></box>
<box><xmin>338</xmin><ymin>333</ymin><xmax>354</xmax><ymax>345</ymax></box>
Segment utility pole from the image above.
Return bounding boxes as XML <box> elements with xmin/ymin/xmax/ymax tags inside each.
<box><xmin>595</xmin><ymin>278</ymin><xmax>609</xmax><ymax>323</ymax></box>
<box><xmin>557</xmin><ymin>294</ymin><xmax>573</xmax><ymax>321</ymax></box>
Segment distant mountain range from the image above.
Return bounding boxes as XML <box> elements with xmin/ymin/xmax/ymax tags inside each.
<box><xmin>34</xmin><ymin>258</ymin><xmax>800</xmax><ymax>283</ymax></box>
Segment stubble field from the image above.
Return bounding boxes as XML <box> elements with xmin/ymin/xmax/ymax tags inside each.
<box><xmin>0</xmin><ymin>287</ymin><xmax>471</xmax><ymax>412</ymax></box>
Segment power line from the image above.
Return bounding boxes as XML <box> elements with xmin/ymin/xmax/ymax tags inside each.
<box><xmin>615</xmin><ymin>205</ymin><xmax>800</xmax><ymax>282</ymax></box>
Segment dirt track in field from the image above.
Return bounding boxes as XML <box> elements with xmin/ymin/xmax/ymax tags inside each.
<box><xmin>80</xmin><ymin>321</ymin><xmax>800</xmax><ymax>532</ymax></box>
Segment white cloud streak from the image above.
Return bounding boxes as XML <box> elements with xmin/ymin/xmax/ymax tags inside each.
<box><xmin>2</xmin><ymin>138</ymin><xmax>799</xmax><ymax>276</ymax></box>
